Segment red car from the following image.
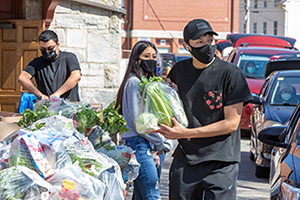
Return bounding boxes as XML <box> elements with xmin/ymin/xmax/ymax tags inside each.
<box><xmin>226</xmin><ymin>34</ymin><xmax>299</xmax><ymax>133</ymax></box>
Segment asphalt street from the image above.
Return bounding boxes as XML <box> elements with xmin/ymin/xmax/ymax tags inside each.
<box><xmin>126</xmin><ymin>136</ymin><xmax>270</xmax><ymax>200</ymax></box>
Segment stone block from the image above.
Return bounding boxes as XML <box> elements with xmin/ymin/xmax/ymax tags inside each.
<box><xmin>55</xmin><ymin>4</ymin><xmax>72</xmax><ymax>14</ymax></box>
<box><xmin>70</xmin><ymin>2</ymin><xmax>81</xmax><ymax>13</ymax></box>
<box><xmin>58</xmin><ymin>0</ymin><xmax>72</xmax><ymax>10</ymax></box>
<box><xmin>80</xmin><ymin>88</ymin><xmax>118</xmax><ymax>107</ymax></box>
<box><xmin>24</xmin><ymin>0</ymin><xmax>42</xmax><ymax>19</ymax></box>
<box><xmin>81</xmin><ymin>65</ymin><xmax>104</xmax><ymax>76</ymax></box>
<box><xmin>79</xmin><ymin>76</ymin><xmax>105</xmax><ymax>88</ymax></box>
<box><xmin>66</xmin><ymin>29</ymin><xmax>87</xmax><ymax>48</ymax></box>
<box><xmin>104</xmin><ymin>64</ymin><xmax>119</xmax><ymax>88</ymax></box>
<box><xmin>54</xmin><ymin>14</ymin><xmax>87</xmax><ymax>29</ymax></box>
<box><xmin>80</xmin><ymin>5</ymin><xmax>105</xmax><ymax>16</ymax></box>
<box><xmin>84</xmin><ymin>15</ymin><xmax>109</xmax><ymax>30</ymax></box>
<box><xmin>119</xmin><ymin>59</ymin><xmax>128</xmax><ymax>83</ymax></box>
<box><xmin>109</xmin><ymin>15</ymin><xmax>120</xmax><ymax>33</ymax></box>
<box><xmin>53</xmin><ymin>29</ymin><xmax>66</xmax><ymax>46</ymax></box>
<box><xmin>89</xmin><ymin>63</ymin><xmax>104</xmax><ymax>69</ymax></box>
<box><xmin>79</xmin><ymin>63</ymin><xmax>89</xmax><ymax>70</ymax></box>
<box><xmin>60</xmin><ymin>47</ymin><xmax>86</xmax><ymax>63</ymax></box>
<box><xmin>87</xmin><ymin>33</ymin><xmax>112</xmax><ymax>63</ymax></box>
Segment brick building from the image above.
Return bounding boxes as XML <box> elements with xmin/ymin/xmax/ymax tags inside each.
<box><xmin>121</xmin><ymin>0</ymin><xmax>240</xmax><ymax>57</ymax></box>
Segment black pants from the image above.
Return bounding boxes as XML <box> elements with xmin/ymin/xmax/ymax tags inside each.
<box><xmin>169</xmin><ymin>159</ymin><xmax>239</xmax><ymax>200</ymax></box>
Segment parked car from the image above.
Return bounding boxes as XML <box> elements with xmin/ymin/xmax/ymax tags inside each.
<box><xmin>158</xmin><ymin>53</ymin><xmax>191</xmax><ymax>77</ymax></box>
<box><xmin>250</xmin><ymin>54</ymin><xmax>300</xmax><ymax>178</ymax></box>
<box><xmin>258</xmin><ymin>102</ymin><xmax>300</xmax><ymax>199</ymax></box>
<box><xmin>226</xmin><ymin>33</ymin><xmax>299</xmax><ymax>132</ymax></box>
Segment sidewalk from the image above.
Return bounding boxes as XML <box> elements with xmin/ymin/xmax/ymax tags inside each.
<box><xmin>125</xmin><ymin>150</ymin><xmax>173</xmax><ymax>200</ymax></box>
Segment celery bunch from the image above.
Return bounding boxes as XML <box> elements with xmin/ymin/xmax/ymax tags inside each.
<box><xmin>146</xmin><ymin>82</ymin><xmax>173</xmax><ymax>127</ymax></box>
<box><xmin>136</xmin><ymin>76</ymin><xmax>177</xmax><ymax>134</ymax></box>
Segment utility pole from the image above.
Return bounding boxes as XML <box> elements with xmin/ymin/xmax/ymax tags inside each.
<box><xmin>231</xmin><ymin>0</ymin><xmax>234</xmax><ymax>32</ymax></box>
<box><xmin>245</xmin><ymin>0</ymin><xmax>250</xmax><ymax>33</ymax></box>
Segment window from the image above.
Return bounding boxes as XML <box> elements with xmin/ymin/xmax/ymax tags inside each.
<box><xmin>273</xmin><ymin>21</ymin><xmax>278</xmax><ymax>35</ymax></box>
<box><xmin>244</xmin><ymin>0</ymin><xmax>247</xmax><ymax>10</ymax></box>
<box><xmin>236</xmin><ymin>53</ymin><xmax>271</xmax><ymax>79</ymax></box>
<box><xmin>260</xmin><ymin>78</ymin><xmax>270</xmax><ymax>97</ymax></box>
<box><xmin>243</xmin><ymin>23</ymin><xmax>247</xmax><ymax>33</ymax></box>
<box><xmin>157</xmin><ymin>47</ymin><xmax>170</xmax><ymax>54</ymax></box>
<box><xmin>253</xmin><ymin>23</ymin><xmax>257</xmax><ymax>33</ymax></box>
<box><xmin>254</xmin><ymin>0</ymin><xmax>258</xmax><ymax>9</ymax></box>
<box><xmin>263</xmin><ymin>22</ymin><xmax>267</xmax><ymax>34</ymax></box>
<box><xmin>263</xmin><ymin>0</ymin><xmax>267</xmax><ymax>8</ymax></box>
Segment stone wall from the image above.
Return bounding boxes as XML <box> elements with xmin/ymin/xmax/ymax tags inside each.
<box><xmin>49</xmin><ymin>0</ymin><xmax>123</xmax><ymax>107</ymax></box>
<box><xmin>22</xmin><ymin>0</ymin><xmax>43</xmax><ymax>19</ymax></box>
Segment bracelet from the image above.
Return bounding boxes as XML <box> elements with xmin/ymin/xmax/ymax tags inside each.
<box><xmin>157</xmin><ymin>147</ymin><xmax>165</xmax><ymax>155</ymax></box>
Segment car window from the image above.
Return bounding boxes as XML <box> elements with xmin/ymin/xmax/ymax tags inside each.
<box><xmin>259</xmin><ymin>78</ymin><xmax>270</xmax><ymax>97</ymax></box>
<box><xmin>176</xmin><ymin>55</ymin><xmax>191</xmax><ymax>62</ymax></box>
<box><xmin>236</xmin><ymin>54</ymin><xmax>271</xmax><ymax>79</ymax></box>
<box><xmin>226</xmin><ymin>48</ymin><xmax>237</xmax><ymax>63</ymax></box>
<box><xmin>293</xmin><ymin>112</ymin><xmax>300</xmax><ymax>145</ymax></box>
<box><xmin>270</xmin><ymin>76</ymin><xmax>300</xmax><ymax>106</ymax></box>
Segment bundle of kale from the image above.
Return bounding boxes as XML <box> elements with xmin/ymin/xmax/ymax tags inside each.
<box><xmin>17</xmin><ymin>98</ymin><xmax>128</xmax><ymax>137</ymax></box>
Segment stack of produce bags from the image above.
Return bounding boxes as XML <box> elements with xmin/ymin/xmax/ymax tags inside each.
<box><xmin>0</xmin><ymin>98</ymin><xmax>139</xmax><ymax>200</ymax></box>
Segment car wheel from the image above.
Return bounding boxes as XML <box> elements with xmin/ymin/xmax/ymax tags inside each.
<box><xmin>255</xmin><ymin>166</ymin><xmax>270</xmax><ymax>178</ymax></box>
<box><xmin>250</xmin><ymin>151</ymin><xmax>255</xmax><ymax>161</ymax></box>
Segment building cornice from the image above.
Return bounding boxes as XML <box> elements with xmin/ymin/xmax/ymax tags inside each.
<box><xmin>121</xmin><ymin>29</ymin><xmax>229</xmax><ymax>40</ymax></box>
<box><xmin>71</xmin><ymin>0</ymin><xmax>126</xmax><ymax>15</ymax></box>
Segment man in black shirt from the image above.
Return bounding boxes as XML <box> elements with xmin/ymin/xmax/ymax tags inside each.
<box><xmin>18</xmin><ymin>30</ymin><xmax>81</xmax><ymax>101</ymax></box>
<box><xmin>158</xmin><ymin>19</ymin><xmax>253</xmax><ymax>200</ymax></box>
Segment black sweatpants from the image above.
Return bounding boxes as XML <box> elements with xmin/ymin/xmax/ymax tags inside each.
<box><xmin>169</xmin><ymin>158</ymin><xmax>239</xmax><ymax>200</ymax></box>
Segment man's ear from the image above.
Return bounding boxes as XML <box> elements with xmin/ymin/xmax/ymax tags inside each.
<box><xmin>57</xmin><ymin>41</ymin><xmax>61</xmax><ymax>48</ymax></box>
<box><xmin>183</xmin><ymin>42</ymin><xmax>190</xmax><ymax>51</ymax></box>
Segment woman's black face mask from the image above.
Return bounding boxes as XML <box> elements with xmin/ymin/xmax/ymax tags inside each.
<box><xmin>188</xmin><ymin>43</ymin><xmax>216</xmax><ymax>64</ymax></box>
<box><xmin>139</xmin><ymin>59</ymin><xmax>157</xmax><ymax>73</ymax></box>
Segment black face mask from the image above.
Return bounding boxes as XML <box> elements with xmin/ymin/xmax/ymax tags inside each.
<box><xmin>41</xmin><ymin>50</ymin><xmax>58</xmax><ymax>62</ymax></box>
<box><xmin>139</xmin><ymin>59</ymin><xmax>157</xmax><ymax>73</ymax></box>
<box><xmin>188</xmin><ymin>43</ymin><xmax>216</xmax><ymax>64</ymax></box>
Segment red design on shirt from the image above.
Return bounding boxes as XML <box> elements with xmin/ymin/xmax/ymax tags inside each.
<box><xmin>206</xmin><ymin>100</ymin><xmax>212</xmax><ymax>105</ymax></box>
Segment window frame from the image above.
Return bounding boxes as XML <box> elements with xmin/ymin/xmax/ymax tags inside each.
<box><xmin>263</xmin><ymin>22</ymin><xmax>267</xmax><ymax>34</ymax></box>
<box><xmin>253</xmin><ymin>22</ymin><xmax>257</xmax><ymax>33</ymax></box>
<box><xmin>273</xmin><ymin>21</ymin><xmax>278</xmax><ymax>35</ymax></box>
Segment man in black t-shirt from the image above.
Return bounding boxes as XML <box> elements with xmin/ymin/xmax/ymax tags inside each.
<box><xmin>18</xmin><ymin>30</ymin><xmax>81</xmax><ymax>101</ymax></box>
<box><xmin>158</xmin><ymin>19</ymin><xmax>253</xmax><ymax>200</ymax></box>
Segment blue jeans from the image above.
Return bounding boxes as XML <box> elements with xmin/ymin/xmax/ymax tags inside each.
<box><xmin>124</xmin><ymin>135</ymin><xmax>165</xmax><ymax>200</ymax></box>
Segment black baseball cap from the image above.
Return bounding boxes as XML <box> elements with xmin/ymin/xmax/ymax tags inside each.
<box><xmin>184</xmin><ymin>19</ymin><xmax>218</xmax><ymax>43</ymax></box>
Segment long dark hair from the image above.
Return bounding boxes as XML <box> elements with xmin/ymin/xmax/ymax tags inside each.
<box><xmin>115</xmin><ymin>41</ymin><xmax>158</xmax><ymax>113</ymax></box>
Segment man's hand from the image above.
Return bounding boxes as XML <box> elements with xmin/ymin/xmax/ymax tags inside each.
<box><xmin>158</xmin><ymin>117</ymin><xmax>188</xmax><ymax>140</ymax></box>
<box><xmin>50</xmin><ymin>92</ymin><xmax>61</xmax><ymax>99</ymax></box>
<box><xmin>40</xmin><ymin>94</ymin><xmax>50</xmax><ymax>100</ymax></box>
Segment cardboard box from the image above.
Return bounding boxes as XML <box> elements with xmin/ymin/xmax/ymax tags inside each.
<box><xmin>0</xmin><ymin>122</ymin><xmax>20</xmax><ymax>142</ymax></box>
<box><xmin>1</xmin><ymin>116</ymin><xmax>22</xmax><ymax>124</ymax></box>
<box><xmin>0</xmin><ymin>111</ymin><xmax>21</xmax><ymax>118</ymax></box>
<box><xmin>0</xmin><ymin>111</ymin><xmax>22</xmax><ymax>124</ymax></box>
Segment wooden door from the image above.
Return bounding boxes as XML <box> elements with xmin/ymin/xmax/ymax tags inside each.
<box><xmin>0</xmin><ymin>20</ymin><xmax>42</xmax><ymax>112</ymax></box>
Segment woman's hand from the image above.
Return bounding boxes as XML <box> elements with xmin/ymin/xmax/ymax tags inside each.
<box><xmin>165</xmin><ymin>78</ymin><xmax>178</xmax><ymax>91</ymax></box>
<box><xmin>152</xmin><ymin>151</ymin><xmax>161</xmax><ymax>169</ymax></box>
